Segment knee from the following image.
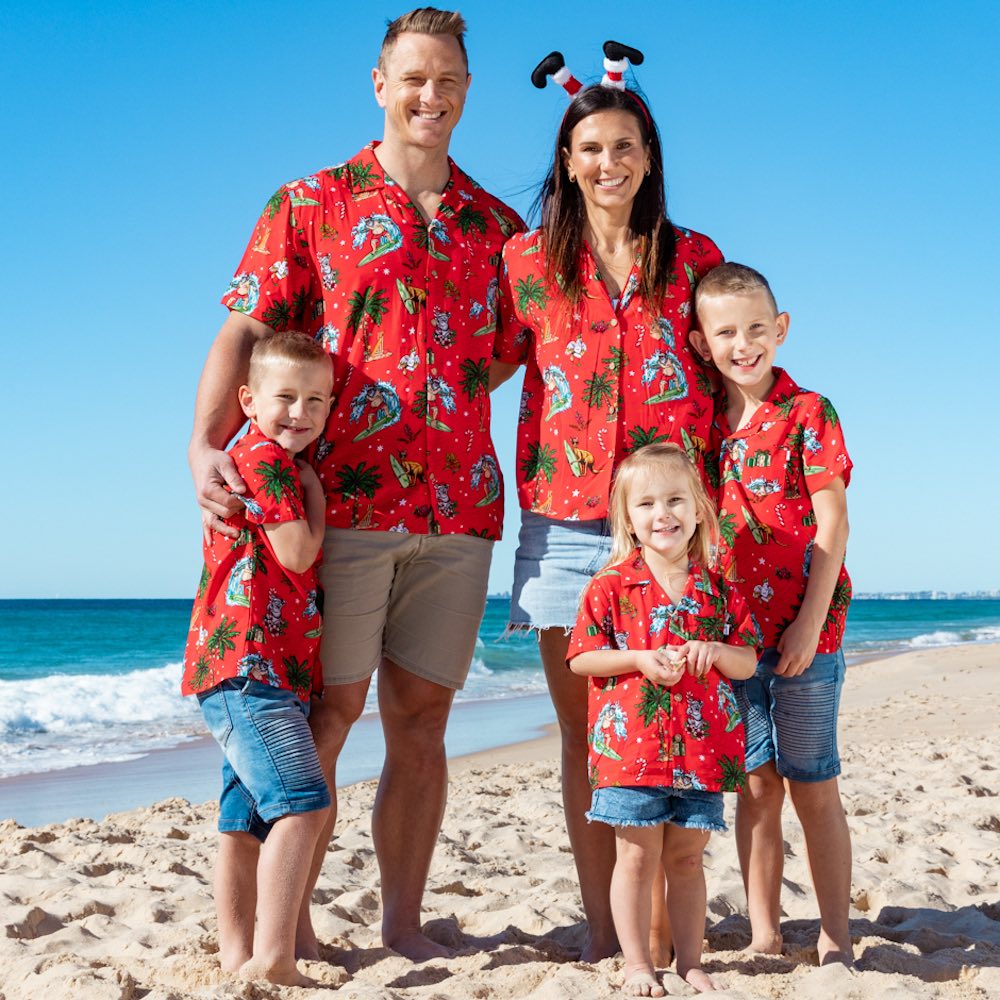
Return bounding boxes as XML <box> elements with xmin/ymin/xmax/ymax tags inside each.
<box><xmin>382</xmin><ymin>702</ymin><xmax>450</xmax><ymax>760</ymax></box>
<box><xmin>662</xmin><ymin>850</ymin><xmax>705</xmax><ymax>880</ymax></box>
<box><xmin>309</xmin><ymin>693</ymin><xmax>364</xmax><ymax>756</ymax></box>
<box><xmin>787</xmin><ymin>777</ymin><xmax>844</xmax><ymax>818</ymax></box>
<box><xmin>742</xmin><ymin>770</ymin><xmax>785</xmax><ymax>812</ymax></box>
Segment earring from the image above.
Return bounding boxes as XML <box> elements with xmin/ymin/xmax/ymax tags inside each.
<box><xmin>644</xmin><ymin>165</ymin><xmax>651</xmax><ymax>176</ymax></box>
<box><xmin>568</xmin><ymin>171</ymin><xmax>576</xmax><ymax>183</ymax></box>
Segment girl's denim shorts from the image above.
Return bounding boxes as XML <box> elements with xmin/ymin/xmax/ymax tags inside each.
<box><xmin>508</xmin><ymin>509</ymin><xmax>612</xmax><ymax>632</ymax></box>
<box><xmin>198</xmin><ymin>677</ymin><xmax>330</xmax><ymax>841</ymax></box>
<box><xmin>588</xmin><ymin>785</ymin><xmax>726</xmax><ymax>832</ymax></box>
<box><xmin>733</xmin><ymin>647</ymin><xmax>846</xmax><ymax>782</ymax></box>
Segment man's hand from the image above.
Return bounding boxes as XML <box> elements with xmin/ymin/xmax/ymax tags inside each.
<box><xmin>774</xmin><ymin>616</ymin><xmax>822</xmax><ymax>676</ymax></box>
<box><xmin>190</xmin><ymin>442</ymin><xmax>246</xmax><ymax>541</ymax></box>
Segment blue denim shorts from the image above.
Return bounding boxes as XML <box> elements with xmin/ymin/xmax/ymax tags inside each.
<box><xmin>198</xmin><ymin>678</ymin><xmax>330</xmax><ymax>841</ymax></box>
<box><xmin>733</xmin><ymin>647</ymin><xmax>845</xmax><ymax>783</ymax></box>
<box><xmin>587</xmin><ymin>785</ymin><xmax>726</xmax><ymax>832</ymax></box>
<box><xmin>509</xmin><ymin>510</ymin><xmax>612</xmax><ymax>631</ymax></box>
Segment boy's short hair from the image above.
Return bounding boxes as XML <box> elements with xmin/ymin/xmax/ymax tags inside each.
<box><xmin>695</xmin><ymin>262</ymin><xmax>779</xmax><ymax>316</ymax></box>
<box><xmin>248</xmin><ymin>333</ymin><xmax>330</xmax><ymax>390</ymax></box>
<box><xmin>378</xmin><ymin>7</ymin><xmax>469</xmax><ymax>72</ymax></box>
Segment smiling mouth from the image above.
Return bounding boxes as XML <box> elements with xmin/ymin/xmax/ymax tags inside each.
<box><xmin>413</xmin><ymin>110</ymin><xmax>446</xmax><ymax>121</ymax></box>
<box><xmin>733</xmin><ymin>357</ymin><xmax>761</xmax><ymax>369</ymax></box>
<box><xmin>596</xmin><ymin>177</ymin><xmax>626</xmax><ymax>189</ymax></box>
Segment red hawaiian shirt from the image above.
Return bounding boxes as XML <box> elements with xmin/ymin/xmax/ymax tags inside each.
<box><xmin>181</xmin><ymin>423</ymin><xmax>323</xmax><ymax>701</ymax></box>
<box><xmin>223</xmin><ymin>142</ymin><xmax>524</xmax><ymax>537</ymax></box>
<box><xmin>494</xmin><ymin>226</ymin><xmax>723</xmax><ymax>520</ymax></box>
<box><xmin>714</xmin><ymin>367</ymin><xmax>852</xmax><ymax>652</ymax></box>
<box><xmin>569</xmin><ymin>552</ymin><xmax>762</xmax><ymax>792</ymax></box>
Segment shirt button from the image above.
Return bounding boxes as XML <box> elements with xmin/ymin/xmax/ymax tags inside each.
<box><xmin>610</xmin><ymin>319</ymin><xmax>618</xmax><ymax>327</ymax></box>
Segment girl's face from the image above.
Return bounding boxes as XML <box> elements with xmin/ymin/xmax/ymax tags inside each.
<box><xmin>563</xmin><ymin>109</ymin><xmax>650</xmax><ymax>216</ymax></box>
<box><xmin>625</xmin><ymin>466</ymin><xmax>701</xmax><ymax>567</ymax></box>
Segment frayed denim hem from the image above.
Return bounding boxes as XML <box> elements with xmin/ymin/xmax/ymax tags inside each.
<box><xmin>498</xmin><ymin>622</ymin><xmax>574</xmax><ymax>641</ymax></box>
<box><xmin>586</xmin><ymin>811</ymin><xmax>726</xmax><ymax>833</ymax></box>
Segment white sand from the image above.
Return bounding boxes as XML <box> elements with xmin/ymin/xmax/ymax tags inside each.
<box><xmin>1</xmin><ymin>644</ymin><xmax>998</xmax><ymax>999</ymax></box>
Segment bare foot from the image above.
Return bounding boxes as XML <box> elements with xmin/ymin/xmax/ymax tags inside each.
<box><xmin>817</xmin><ymin>929</ymin><xmax>854</xmax><ymax>967</ymax></box>
<box><xmin>622</xmin><ymin>968</ymin><xmax>665</xmax><ymax>997</ymax></box>
<box><xmin>649</xmin><ymin>940</ymin><xmax>673</xmax><ymax>969</ymax></box>
<box><xmin>238</xmin><ymin>957</ymin><xmax>315</xmax><ymax>987</ymax></box>
<box><xmin>295</xmin><ymin>923</ymin><xmax>320</xmax><ymax>962</ymax></box>
<box><xmin>580</xmin><ymin>929</ymin><xmax>621</xmax><ymax>964</ymax></box>
<box><xmin>384</xmin><ymin>930</ymin><xmax>451</xmax><ymax>962</ymax></box>
<box><xmin>219</xmin><ymin>947</ymin><xmax>252</xmax><ymax>975</ymax></box>
<box><xmin>743</xmin><ymin>930</ymin><xmax>783</xmax><ymax>956</ymax></box>
<box><xmin>682</xmin><ymin>967</ymin><xmax>716</xmax><ymax>993</ymax></box>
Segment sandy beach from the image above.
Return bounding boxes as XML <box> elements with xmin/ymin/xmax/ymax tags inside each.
<box><xmin>2</xmin><ymin>644</ymin><xmax>998</xmax><ymax>999</ymax></box>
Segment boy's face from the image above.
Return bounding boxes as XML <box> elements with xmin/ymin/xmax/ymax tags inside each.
<box><xmin>692</xmin><ymin>289</ymin><xmax>790</xmax><ymax>396</ymax></box>
<box><xmin>238</xmin><ymin>359</ymin><xmax>334</xmax><ymax>455</ymax></box>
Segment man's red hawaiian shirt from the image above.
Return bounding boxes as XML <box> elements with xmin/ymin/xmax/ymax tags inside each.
<box><xmin>181</xmin><ymin>423</ymin><xmax>322</xmax><ymax>701</ymax></box>
<box><xmin>494</xmin><ymin>227</ymin><xmax>723</xmax><ymax>521</ymax></box>
<box><xmin>569</xmin><ymin>552</ymin><xmax>762</xmax><ymax>792</ymax></box>
<box><xmin>714</xmin><ymin>367</ymin><xmax>853</xmax><ymax>652</ymax></box>
<box><xmin>223</xmin><ymin>142</ymin><xmax>523</xmax><ymax>537</ymax></box>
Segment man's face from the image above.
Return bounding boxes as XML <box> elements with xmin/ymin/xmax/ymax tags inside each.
<box><xmin>373</xmin><ymin>32</ymin><xmax>470</xmax><ymax>152</ymax></box>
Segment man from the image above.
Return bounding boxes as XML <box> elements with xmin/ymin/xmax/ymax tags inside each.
<box><xmin>189</xmin><ymin>7</ymin><xmax>521</xmax><ymax>963</ymax></box>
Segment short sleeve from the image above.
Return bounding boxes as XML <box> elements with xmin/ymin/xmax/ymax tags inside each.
<box><xmin>695</xmin><ymin>233</ymin><xmax>724</xmax><ymax>277</ymax></box>
<box><xmin>723</xmin><ymin>582</ymin><xmax>763</xmax><ymax>651</ymax></box>
<box><xmin>221</xmin><ymin>183</ymin><xmax>320</xmax><ymax>334</ymax></box>
<box><xmin>800</xmin><ymin>395</ymin><xmax>853</xmax><ymax>493</ymax></box>
<box><xmin>493</xmin><ymin>241</ymin><xmax>532</xmax><ymax>365</ymax></box>
<box><xmin>236</xmin><ymin>442</ymin><xmax>306</xmax><ymax>525</ymax></box>
<box><xmin>568</xmin><ymin>576</ymin><xmax>616</xmax><ymax>659</ymax></box>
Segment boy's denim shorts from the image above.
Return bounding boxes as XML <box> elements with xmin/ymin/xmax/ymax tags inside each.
<box><xmin>198</xmin><ymin>677</ymin><xmax>330</xmax><ymax>841</ymax></box>
<box><xmin>509</xmin><ymin>510</ymin><xmax>612</xmax><ymax>631</ymax></box>
<box><xmin>733</xmin><ymin>647</ymin><xmax>846</xmax><ymax>783</ymax></box>
<box><xmin>587</xmin><ymin>785</ymin><xmax>726</xmax><ymax>832</ymax></box>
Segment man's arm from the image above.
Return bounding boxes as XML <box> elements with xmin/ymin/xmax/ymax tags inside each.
<box><xmin>774</xmin><ymin>477</ymin><xmax>849</xmax><ymax>676</ymax></box>
<box><xmin>488</xmin><ymin>360</ymin><xmax>520</xmax><ymax>393</ymax></box>
<box><xmin>189</xmin><ymin>311</ymin><xmax>275</xmax><ymax>538</ymax></box>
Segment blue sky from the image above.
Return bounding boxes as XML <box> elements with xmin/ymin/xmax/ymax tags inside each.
<box><xmin>4</xmin><ymin>1</ymin><xmax>998</xmax><ymax>598</ymax></box>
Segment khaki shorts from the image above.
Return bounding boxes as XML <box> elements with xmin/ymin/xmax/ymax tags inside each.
<box><xmin>317</xmin><ymin>529</ymin><xmax>494</xmax><ymax>689</ymax></box>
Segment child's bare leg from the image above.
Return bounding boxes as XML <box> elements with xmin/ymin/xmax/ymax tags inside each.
<box><xmin>648</xmin><ymin>865</ymin><xmax>673</xmax><ymax>968</ymax></box>
<box><xmin>735</xmin><ymin>762</ymin><xmax>785</xmax><ymax>954</ymax></box>
<box><xmin>787</xmin><ymin>777</ymin><xmax>853</xmax><ymax>965</ymax></box>
<box><xmin>663</xmin><ymin>825</ymin><xmax>714</xmax><ymax>992</ymax></box>
<box><xmin>239</xmin><ymin>808</ymin><xmax>328</xmax><ymax>986</ymax></box>
<box><xmin>610</xmin><ymin>825</ymin><xmax>666</xmax><ymax>997</ymax></box>
<box><xmin>215</xmin><ymin>831</ymin><xmax>260</xmax><ymax>972</ymax></box>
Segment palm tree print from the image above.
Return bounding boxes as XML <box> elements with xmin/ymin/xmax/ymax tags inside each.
<box><xmin>190</xmin><ymin>656</ymin><xmax>213</xmax><ymax>691</ymax></box>
<box><xmin>456</xmin><ymin>205</ymin><xmax>487</xmax><ymax>235</ymax></box>
<box><xmin>824</xmin><ymin>578</ymin><xmax>852</xmax><ymax>632</ymax></box>
<box><xmin>820</xmin><ymin>397</ymin><xmax>840</xmax><ymax>426</ymax></box>
<box><xmin>515</xmin><ymin>275</ymin><xmax>549</xmax><ymax>313</ymax></box>
<box><xmin>718</xmin><ymin>754</ymin><xmax>747</xmax><ymax>792</ymax></box>
<box><xmin>637</xmin><ymin>680</ymin><xmax>673</xmax><ymax>761</ymax></box>
<box><xmin>283</xmin><ymin>655</ymin><xmax>313</xmax><ymax>697</ymax></box>
<box><xmin>347</xmin><ymin>286</ymin><xmax>390</xmax><ymax>335</ymax></box>
<box><xmin>262</xmin><ymin>297</ymin><xmax>293</xmax><ymax>331</ymax></box>
<box><xmin>335</xmin><ymin>461</ymin><xmax>382</xmax><ymax>526</ymax></box>
<box><xmin>207</xmin><ymin>616</ymin><xmax>240</xmax><ymax>660</ymax></box>
<box><xmin>520</xmin><ymin>442</ymin><xmax>557</xmax><ymax>483</ymax></box>
<box><xmin>197</xmin><ymin>564</ymin><xmax>210</xmax><ymax>600</ymax></box>
<box><xmin>628</xmin><ymin>425</ymin><xmax>670</xmax><ymax>453</ymax></box>
<box><xmin>602</xmin><ymin>346</ymin><xmax>627</xmax><ymax>375</ymax></box>
<box><xmin>255</xmin><ymin>459</ymin><xmax>297</xmax><ymax>503</ymax></box>
<box><xmin>459</xmin><ymin>357</ymin><xmax>490</xmax><ymax>429</ymax></box>
<box><xmin>583</xmin><ymin>371</ymin><xmax>616</xmax><ymax>410</ymax></box>
<box><xmin>231</xmin><ymin>528</ymin><xmax>268</xmax><ymax>576</ymax></box>
<box><xmin>718</xmin><ymin>511</ymin><xmax>737</xmax><ymax>548</ymax></box>
<box><xmin>291</xmin><ymin>287</ymin><xmax>310</xmax><ymax>323</ymax></box>
<box><xmin>264</xmin><ymin>188</ymin><xmax>286</xmax><ymax>220</ymax></box>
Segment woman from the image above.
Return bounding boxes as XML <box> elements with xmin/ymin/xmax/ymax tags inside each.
<box><xmin>491</xmin><ymin>82</ymin><xmax>722</xmax><ymax>962</ymax></box>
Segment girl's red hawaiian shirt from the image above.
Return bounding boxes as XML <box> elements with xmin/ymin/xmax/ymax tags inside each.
<box><xmin>223</xmin><ymin>142</ymin><xmax>523</xmax><ymax>538</ymax></box>
<box><xmin>569</xmin><ymin>552</ymin><xmax>762</xmax><ymax>792</ymax></box>
<box><xmin>494</xmin><ymin>226</ymin><xmax>723</xmax><ymax>521</ymax></box>
<box><xmin>714</xmin><ymin>367</ymin><xmax>853</xmax><ymax>652</ymax></box>
<box><xmin>181</xmin><ymin>423</ymin><xmax>323</xmax><ymax>702</ymax></box>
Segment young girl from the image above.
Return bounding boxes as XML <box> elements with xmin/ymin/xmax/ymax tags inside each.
<box><xmin>568</xmin><ymin>443</ymin><xmax>762</xmax><ymax>996</ymax></box>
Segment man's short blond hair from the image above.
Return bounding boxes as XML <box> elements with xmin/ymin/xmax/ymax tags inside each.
<box><xmin>694</xmin><ymin>262</ymin><xmax>779</xmax><ymax>317</ymax></box>
<box><xmin>378</xmin><ymin>7</ymin><xmax>468</xmax><ymax>72</ymax></box>
<box><xmin>247</xmin><ymin>332</ymin><xmax>331</xmax><ymax>390</ymax></box>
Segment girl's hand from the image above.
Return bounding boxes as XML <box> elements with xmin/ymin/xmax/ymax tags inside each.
<box><xmin>675</xmin><ymin>640</ymin><xmax>719</xmax><ymax>678</ymax></box>
<box><xmin>635</xmin><ymin>649</ymin><xmax>686</xmax><ymax>688</ymax></box>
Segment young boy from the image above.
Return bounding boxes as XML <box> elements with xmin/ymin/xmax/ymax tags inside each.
<box><xmin>691</xmin><ymin>263</ymin><xmax>854</xmax><ymax>966</ymax></box>
<box><xmin>181</xmin><ymin>332</ymin><xmax>334</xmax><ymax>986</ymax></box>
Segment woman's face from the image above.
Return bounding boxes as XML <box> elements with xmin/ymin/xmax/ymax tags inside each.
<box><xmin>563</xmin><ymin>109</ymin><xmax>650</xmax><ymax>216</ymax></box>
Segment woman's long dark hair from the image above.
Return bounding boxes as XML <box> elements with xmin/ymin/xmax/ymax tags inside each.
<box><xmin>537</xmin><ymin>86</ymin><xmax>676</xmax><ymax>308</ymax></box>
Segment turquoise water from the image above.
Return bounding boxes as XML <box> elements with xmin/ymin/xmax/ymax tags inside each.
<box><xmin>1</xmin><ymin>597</ymin><xmax>998</xmax><ymax>779</ymax></box>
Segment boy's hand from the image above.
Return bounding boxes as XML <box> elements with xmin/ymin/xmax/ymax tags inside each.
<box><xmin>190</xmin><ymin>443</ymin><xmax>245</xmax><ymax>542</ymax></box>
<box><xmin>775</xmin><ymin>617</ymin><xmax>822</xmax><ymax>676</ymax></box>
<box><xmin>635</xmin><ymin>648</ymin><xmax>686</xmax><ymax>688</ymax></box>
<box><xmin>675</xmin><ymin>640</ymin><xmax>719</xmax><ymax>678</ymax></box>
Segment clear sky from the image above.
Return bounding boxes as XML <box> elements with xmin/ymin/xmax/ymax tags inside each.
<box><xmin>4</xmin><ymin>1</ymin><xmax>998</xmax><ymax>598</ymax></box>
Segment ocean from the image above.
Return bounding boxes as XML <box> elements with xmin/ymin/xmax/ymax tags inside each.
<box><xmin>2</xmin><ymin>597</ymin><xmax>999</xmax><ymax>782</ymax></box>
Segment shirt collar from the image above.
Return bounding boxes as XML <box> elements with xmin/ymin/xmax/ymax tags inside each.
<box><xmin>343</xmin><ymin>141</ymin><xmax>463</xmax><ymax>203</ymax></box>
<box><xmin>720</xmin><ymin>366</ymin><xmax>801</xmax><ymax>437</ymax></box>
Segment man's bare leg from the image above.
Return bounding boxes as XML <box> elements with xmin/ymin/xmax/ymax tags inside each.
<box><xmin>734</xmin><ymin>762</ymin><xmax>785</xmax><ymax>954</ymax></box>
<box><xmin>372</xmin><ymin>658</ymin><xmax>455</xmax><ymax>961</ymax></box>
<box><xmin>296</xmin><ymin>679</ymin><xmax>371</xmax><ymax>959</ymax></box>
<box><xmin>215</xmin><ymin>831</ymin><xmax>260</xmax><ymax>972</ymax></box>
<box><xmin>787</xmin><ymin>777</ymin><xmax>853</xmax><ymax>965</ymax></box>
<box><xmin>539</xmin><ymin>628</ymin><xmax>619</xmax><ymax>962</ymax></box>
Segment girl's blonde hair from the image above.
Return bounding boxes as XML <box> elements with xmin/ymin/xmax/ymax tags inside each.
<box><xmin>606</xmin><ymin>443</ymin><xmax>719</xmax><ymax>569</ymax></box>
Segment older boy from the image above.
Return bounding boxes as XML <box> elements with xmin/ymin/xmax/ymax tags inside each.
<box><xmin>182</xmin><ymin>333</ymin><xmax>334</xmax><ymax>986</ymax></box>
<box><xmin>691</xmin><ymin>263</ymin><xmax>854</xmax><ymax>966</ymax></box>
